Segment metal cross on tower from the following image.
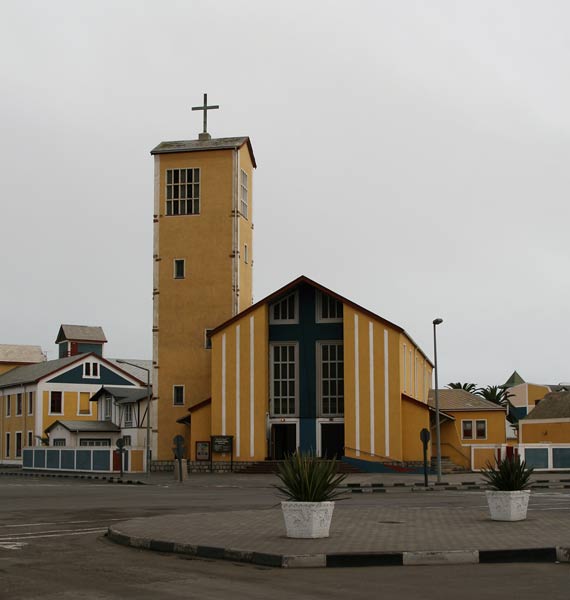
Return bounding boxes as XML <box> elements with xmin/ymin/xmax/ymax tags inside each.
<box><xmin>192</xmin><ymin>93</ymin><xmax>219</xmax><ymax>140</ymax></box>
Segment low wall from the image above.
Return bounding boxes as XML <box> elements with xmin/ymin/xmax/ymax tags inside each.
<box><xmin>22</xmin><ymin>447</ymin><xmax>145</xmax><ymax>473</ymax></box>
<box><xmin>151</xmin><ymin>460</ymin><xmax>256</xmax><ymax>473</ymax></box>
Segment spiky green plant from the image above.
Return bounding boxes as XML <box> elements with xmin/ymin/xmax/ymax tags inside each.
<box><xmin>481</xmin><ymin>456</ymin><xmax>534</xmax><ymax>491</ymax></box>
<box><xmin>446</xmin><ymin>382</ymin><xmax>478</xmax><ymax>393</ymax></box>
<box><xmin>275</xmin><ymin>452</ymin><xmax>348</xmax><ymax>502</ymax></box>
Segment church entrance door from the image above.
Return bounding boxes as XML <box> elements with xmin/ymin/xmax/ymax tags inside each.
<box><xmin>271</xmin><ymin>424</ymin><xmax>296</xmax><ymax>460</ymax></box>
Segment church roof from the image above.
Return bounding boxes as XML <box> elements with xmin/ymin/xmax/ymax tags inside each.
<box><xmin>523</xmin><ymin>392</ymin><xmax>570</xmax><ymax>420</ymax></box>
<box><xmin>501</xmin><ymin>370</ymin><xmax>525</xmax><ymax>388</ymax></box>
<box><xmin>0</xmin><ymin>344</ymin><xmax>45</xmax><ymax>365</ymax></box>
<box><xmin>428</xmin><ymin>389</ymin><xmax>506</xmax><ymax>412</ymax></box>
<box><xmin>150</xmin><ymin>136</ymin><xmax>256</xmax><ymax>168</ymax></box>
<box><xmin>55</xmin><ymin>325</ymin><xmax>107</xmax><ymax>344</ymax></box>
<box><xmin>209</xmin><ymin>275</ymin><xmax>434</xmax><ymax>367</ymax></box>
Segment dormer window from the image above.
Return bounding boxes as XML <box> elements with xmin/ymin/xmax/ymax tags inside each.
<box><xmin>270</xmin><ymin>292</ymin><xmax>298</xmax><ymax>324</ymax></box>
<box><xmin>83</xmin><ymin>362</ymin><xmax>99</xmax><ymax>379</ymax></box>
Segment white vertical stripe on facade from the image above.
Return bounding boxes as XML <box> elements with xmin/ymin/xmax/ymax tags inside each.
<box><xmin>235</xmin><ymin>325</ymin><xmax>240</xmax><ymax>457</ymax></box>
<box><xmin>369</xmin><ymin>322</ymin><xmax>375</xmax><ymax>457</ymax></box>
<box><xmin>384</xmin><ymin>329</ymin><xmax>390</xmax><ymax>457</ymax></box>
<box><xmin>403</xmin><ymin>344</ymin><xmax>406</xmax><ymax>392</ymax></box>
<box><xmin>222</xmin><ymin>334</ymin><xmax>227</xmax><ymax>435</ymax></box>
<box><xmin>250</xmin><ymin>316</ymin><xmax>255</xmax><ymax>457</ymax></box>
<box><xmin>354</xmin><ymin>314</ymin><xmax>360</xmax><ymax>456</ymax></box>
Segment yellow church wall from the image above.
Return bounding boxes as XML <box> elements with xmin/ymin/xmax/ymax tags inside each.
<box><xmin>210</xmin><ymin>304</ymin><xmax>268</xmax><ymax>461</ymax></box>
<box><xmin>399</xmin><ymin>333</ymin><xmax>432</xmax><ymax>404</ymax></box>
<box><xmin>343</xmin><ymin>306</ymin><xmax>404</xmax><ymax>463</ymax></box>
<box><xmin>401</xmin><ymin>396</ymin><xmax>431</xmax><ymax>462</ymax></box>
<box><xmin>189</xmin><ymin>403</ymin><xmax>211</xmax><ymax>461</ymax></box>
<box><xmin>155</xmin><ymin>147</ymin><xmax>253</xmax><ymax>460</ymax></box>
<box><xmin>519</xmin><ymin>420</ymin><xmax>570</xmax><ymax>444</ymax></box>
<box><xmin>237</xmin><ymin>144</ymin><xmax>254</xmax><ymax>313</ymax></box>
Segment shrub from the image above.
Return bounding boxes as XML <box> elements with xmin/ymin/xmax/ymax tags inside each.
<box><xmin>481</xmin><ymin>455</ymin><xmax>534</xmax><ymax>491</ymax></box>
<box><xmin>275</xmin><ymin>451</ymin><xmax>348</xmax><ymax>502</ymax></box>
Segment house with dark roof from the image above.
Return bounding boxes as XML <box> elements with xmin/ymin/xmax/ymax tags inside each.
<box><xmin>427</xmin><ymin>389</ymin><xmax>507</xmax><ymax>470</ymax></box>
<box><xmin>0</xmin><ymin>325</ymin><xmax>150</xmax><ymax>472</ymax></box>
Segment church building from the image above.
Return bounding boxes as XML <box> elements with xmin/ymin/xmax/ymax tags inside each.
<box><xmin>151</xmin><ymin>95</ymin><xmax>434</xmax><ymax>468</ymax></box>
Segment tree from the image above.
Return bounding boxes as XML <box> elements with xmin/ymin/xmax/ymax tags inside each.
<box><xmin>476</xmin><ymin>385</ymin><xmax>513</xmax><ymax>407</ymax></box>
<box><xmin>446</xmin><ymin>382</ymin><xmax>478</xmax><ymax>393</ymax></box>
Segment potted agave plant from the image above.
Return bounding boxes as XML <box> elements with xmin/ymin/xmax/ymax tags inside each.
<box><xmin>481</xmin><ymin>455</ymin><xmax>534</xmax><ymax>522</ymax></box>
<box><xmin>275</xmin><ymin>451</ymin><xmax>347</xmax><ymax>538</ymax></box>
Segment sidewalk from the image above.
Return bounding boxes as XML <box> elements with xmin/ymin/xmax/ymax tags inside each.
<box><xmin>108</xmin><ymin>499</ymin><xmax>570</xmax><ymax>568</ymax></box>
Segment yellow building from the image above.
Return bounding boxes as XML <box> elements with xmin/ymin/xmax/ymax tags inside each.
<box><xmin>428</xmin><ymin>389</ymin><xmax>507</xmax><ymax>470</ymax></box>
<box><xmin>182</xmin><ymin>276</ymin><xmax>434</xmax><ymax>469</ymax></box>
<box><xmin>150</xmin><ymin>131</ymin><xmax>256</xmax><ymax>460</ymax></box>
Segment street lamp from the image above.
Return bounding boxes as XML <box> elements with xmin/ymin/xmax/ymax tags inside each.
<box><xmin>117</xmin><ymin>360</ymin><xmax>151</xmax><ymax>479</ymax></box>
<box><xmin>432</xmin><ymin>318</ymin><xmax>443</xmax><ymax>483</ymax></box>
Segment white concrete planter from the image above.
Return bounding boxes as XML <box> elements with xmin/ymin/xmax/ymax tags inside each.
<box><xmin>486</xmin><ymin>490</ymin><xmax>531</xmax><ymax>521</ymax></box>
<box><xmin>281</xmin><ymin>501</ymin><xmax>335</xmax><ymax>538</ymax></box>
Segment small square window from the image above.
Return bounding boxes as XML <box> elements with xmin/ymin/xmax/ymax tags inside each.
<box><xmin>174</xmin><ymin>259</ymin><xmax>185</xmax><ymax>279</ymax></box>
<box><xmin>173</xmin><ymin>385</ymin><xmax>185</xmax><ymax>406</ymax></box>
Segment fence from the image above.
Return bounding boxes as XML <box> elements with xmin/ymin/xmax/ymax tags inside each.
<box><xmin>22</xmin><ymin>447</ymin><xmax>145</xmax><ymax>473</ymax></box>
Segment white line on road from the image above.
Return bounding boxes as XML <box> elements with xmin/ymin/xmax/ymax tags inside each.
<box><xmin>0</xmin><ymin>529</ymin><xmax>107</xmax><ymax>542</ymax></box>
<box><xmin>0</xmin><ymin>526</ymin><xmax>109</xmax><ymax>540</ymax></box>
<box><xmin>0</xmin><ymin>542</ymin><xmax>27</xmax><ymax>550</ymax></box>
<box><xmin>0</xmin><ymin>518</ymin><xmax>124</xmax><ymax>529</ymax></box>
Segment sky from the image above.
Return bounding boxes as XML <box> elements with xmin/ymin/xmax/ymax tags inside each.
<box><xmin>2</xmin><ymin>1</ymin><xmax>570</xmax><ymax>387</ymax></box>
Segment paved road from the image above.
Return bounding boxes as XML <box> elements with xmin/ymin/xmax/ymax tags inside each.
<box><xmin>1</xmin><ymin>474</ymin><xmax>570</xmax><ymax>599</ymax></box>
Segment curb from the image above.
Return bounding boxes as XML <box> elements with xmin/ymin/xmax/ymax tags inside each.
<box><xmin>106</xmin><ymin>526</ymin><xmax>570</xmax><ymax>569</ymax></box>
<box><xmin>342</xmin><ymin>481</ymin><xmax>570</xmax><ymax>493</ymax></box>
<box><xmin>0</xmin><ymin>470</ymin><xmax>146</xmax><ymax>485</ymax></box>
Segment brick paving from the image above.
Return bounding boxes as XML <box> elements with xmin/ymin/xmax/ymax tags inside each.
<box><xmin>110</xmin><ymin>500</ymin><xmax>570</xmax><ymax>556</ymax></box>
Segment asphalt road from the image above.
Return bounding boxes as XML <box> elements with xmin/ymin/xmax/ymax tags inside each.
<box><xmin>1</xmin><ymin>474</ymin><xmax>570</xmax><ymax>599</ymax></box>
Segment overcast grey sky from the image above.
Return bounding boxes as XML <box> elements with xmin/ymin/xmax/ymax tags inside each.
<box><xmin>2</xmin><ymin>1</ymin><xmax>570</xmax><ymax>387</ymax></box>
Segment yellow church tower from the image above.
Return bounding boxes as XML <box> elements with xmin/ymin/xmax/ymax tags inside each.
<box><xmin>151</xmin><ymin>95</ymin><xmax>256</xmax><ymax>460</ymax></box>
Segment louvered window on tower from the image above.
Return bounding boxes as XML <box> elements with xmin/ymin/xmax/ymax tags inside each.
<box><xmin>166</xmin><ymin>168</ymin><xmax>200</xmax><ymax>215</ymax></box>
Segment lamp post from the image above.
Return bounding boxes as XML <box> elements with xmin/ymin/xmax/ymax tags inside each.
<box><xmin>433</xmin><ymin>318</ymin><xmax>443</xmax><ymax>483</ymax></box>
<box><xmin>117</xmin><ymin>360</ymin><xmax>151</xmax><ymax>479</ymax></box>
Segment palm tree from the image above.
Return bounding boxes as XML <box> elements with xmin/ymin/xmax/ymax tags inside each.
<box><xmin>476</xmin><ymin>385</ymin><xmax>513</xmax><ymax>407</ymax></box>
<box><xmin>446</xmin><ymin>382</ymin><xmax>478</xmax><ymax>393</ymax></box>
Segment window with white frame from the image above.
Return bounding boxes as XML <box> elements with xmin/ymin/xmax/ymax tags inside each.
<box><xmin>83</xmin><ymin>362</ymin><xmax>99</xmax><ymax>378</ymax></box>
<box><xmin>270</xmin><ymin>292</ymin><xmax>298</xmax><ymax>324</ymax></box>
<box><xmin>123</xmin><ymin>403</ymin><xmax>134</xmax><ymax>427</ymax></box>
<box><xmin>166</xmin><ymin>168</ymin><xmax>200</xmax><ymax>216</ymax></box>
<box><xmin>50</xmin><ymin>391</ymin><xmax>63</xmax><ymax>415</ymax></box>
<box><xmin>28</xmin><ymin>392</ymin><xmax>33</xmax><ymax>415</ymax></box>
<box><xmin>173</xmin><ymin>385</ymin><xmax>184</xmax><ymax>406</ymax></box>
<box><xmin>270</xmin><ymin>343</ymin><xmax>297</xmax><ymax>416</ymax></box>
<box><xmin>16</xmin><ymin>393</ymin><xmax>22</xmax><ymax>416</ymax></box>
<box><xmin>462</xmin><ymin>419</ymin><xmax>487</xmax><ymax>440</ymax></box>
<box><xmin>103</xmin><ymin>396</ymin><xmax>112</xmax><ymax>421</ymax></box>
<box><xmin>174</xmin><ymin>258</ymin><xmax>185</xmax><ymax>279</ymax></box>
<box><xmin>80</xmin><ymin>439</ymin><xmax>111</xmax><ymax>447</ymax></box>
<box><xmin>122</xmin><ymin>435</ymin><xmax>132</xmax><ymax>446</ymax></box>
<box><xmin>319</xmin><ymin>342</ymin><xmax>344</xmax><ymax>416</ymax></box>
<box><xmin>316</xmin><ymin>292</ymin><xmax>343</xmax><ymax>323</ymax></box>
<box><xmin>53</xmin><ymin>438</ymin><xmax>66</xmax><ymax>447</ymax></box>
<box><xmin>6</xmin><ymin>395</ymin><xmax>11</xmax><ymax>417</ymax></box>
<box><xmin>27</xmin><ymin>431</ymin><xmax>33</xmax><ymax>447</ymax></box>
<box><xmin>15</xmin><ymin>432</ymin><xmax>22</xmax><ymax>458</ymax></box>
<box><xmin>240</xmin><ymin>169</ymin><xmax>248</xmax><ymax>218</ymax></box>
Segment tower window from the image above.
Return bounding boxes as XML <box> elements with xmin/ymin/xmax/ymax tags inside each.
<box><xmin>173</xmin><ymin>385</ymin><xmax>185</xmax><ymax>406</ymax></box>
<box><xmin>166</xmin><ymin>168</ymin><xmax>200</xmax><ymax>216</ymax></box>
<box><xmin>174</xmin><ymin>259</ymin><xmax>185</xmax><ymax>279</ymax></box>
<box><xmin>244</xmin><ymin>244</ymin><xmax>248</xmax><ymax>264</ymax></box>
<box><xmin>204</xmin><ymin>329</ymin><xmax>213</xmax><ymax>349</ymax></box>
<box><xmin>240</xmin><ymin>169</ymin><xmax>248</xmax><ymax>219</ymax></box>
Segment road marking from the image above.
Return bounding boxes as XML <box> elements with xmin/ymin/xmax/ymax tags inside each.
<box><xmin>0</xmin><ymin>529</ymin><xmax>107</xmax><ymax>542</ymax></box>
<box><xmin>0</xmin><ymin>518</ymin><xmax>124</xmax><ymax>529</ymax></box>
<box><xmin>0</xmin><ymin>541</ymin><xmax>27</xmax><ymax>550</ymax></box>
<box><xmin>0</xmin><ymin>526</ymin><xmax>109</xmax><ymax>540</ymax></box>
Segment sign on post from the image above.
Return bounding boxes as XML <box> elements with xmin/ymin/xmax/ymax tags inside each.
<box><xmin>420</xmin><ymin>428</ymin><xmax>431</xmax><ymax>488</ymax></box>
<box><xmin>210</xmin><ymin>435</ymin><xmax>234</xmax><ymax>472</ymax></box>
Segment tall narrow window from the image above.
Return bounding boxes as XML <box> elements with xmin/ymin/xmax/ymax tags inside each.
<box><xmin>476</xmin><ymin>420</ymin><xmax>487</xmax><ymax>439</ymax></box>
<box><xmin>27</xmin><ymin>431</ymin><xmax>33</xmax><ymax>447</ymax></box>
<box><xmin>103</xmin><ymin>396</ymin><xmax>112</xmax><ymax>421</ymax></box>
<box><xmin>174</xmin><ymin>259</ymin><xmax>185</xmax><ymax>279</ymax></box>
<box><xmin>240</xmin><ymin>169</ymin><xmax>248</xmax><ymax>218</ymax></box>
<box><xmin>28</xmin><ymin>392</ymin><xmax>33</xmax><ymax>415</ymax></box>
<box><xmin>204</xmin><ymin>329</ymin><xmax>213</xmax><ymax>349</ymax></box>
<box><xmin>319</xmin><ymin>342</ymin><xmax>344</xmax><ymax>416</ymax></box>
<box><xmin>123</xmin><ymin>404</ymin><xmax>134</xmax><ymax>427</ymax></box>
<box><xmin>166</xmin><ymin>168</ymin><xmax>200</xmax><ymax>215</ymax></box>
<box><xmin>15</xmin><ymin>432</ymin><xmax>22</xmax><ymax>458</ymax></box>
<box><xmin>244</xmin><ymin>244</ymin><xmax>248</xmax><ymax>264</ymax></box>
<box><xmin>270</xmin><ymin>344</ymin><xmax>297</xmax><ymax>416</ymax></box>
<box><xmin>6</xmin><ymin>395</ymin><xmax>11</xmax><ymax>417</ymax></box>
<box><xmin>173</xmin><ymin>386</ymin><xmax>185</xmax><ymax>406</ymax></box>
<box><xmin>50</xmin><ymin>392</ymin><xmax>63</xmax><ymax>415</ymax></box>
<box><xmin>5</xmin><ymin>433</ymin><xmax>10</xmax><ymax>458</ymax></box>
<box><xmin>16</xmin><ymin>394</ymin><xmax>22</xmax><ymax>416</ymax></box>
